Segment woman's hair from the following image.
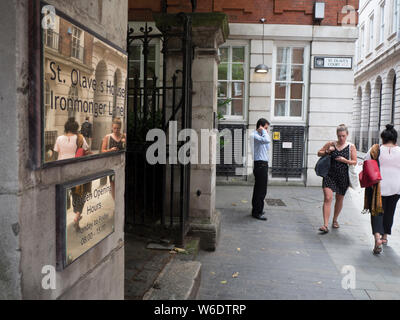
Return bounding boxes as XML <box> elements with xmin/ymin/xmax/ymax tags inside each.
<box><xmin>381</xmin><ymin>124</ymin><xmax>397</xmax><ymax>144</ymax></box>
<box><xmin>112</xmin><ymin>117</ymin><xmax>122</xmax><ymax>128</ymax></box>
<box><xmin>337</xmin><ymin>124</ymin><xmax>348</xmax><ymax>134</ymax></box>
<box><xmin>64</xmin><ymin>118</ymin><xmax>79</xmax><ymax>134</ymax></box>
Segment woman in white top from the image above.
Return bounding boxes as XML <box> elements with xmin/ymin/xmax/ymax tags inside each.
<box><xmin>54</xmin><ymin>118</ymin><xmax>89</xmax><ymax>160</ymax></box>
<box><xmin>365</xmin><ymin>124</ymin><xmax>400</xmax><ymax>253</ymax></box>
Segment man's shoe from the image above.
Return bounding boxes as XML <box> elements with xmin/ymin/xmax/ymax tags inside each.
<box><xmin>252</xmin><ymin>214</ymin><xmax>267</xmax><ymax>221</ymax></box>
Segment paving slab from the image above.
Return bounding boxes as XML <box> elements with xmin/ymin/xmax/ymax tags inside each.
<box><xmin>197</xmin><ymin>185</ymin><xmax>400</xmax><ymax>300</ymax></box>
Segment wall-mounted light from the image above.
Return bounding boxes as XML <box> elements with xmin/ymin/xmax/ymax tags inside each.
<box><xmin>314</xmin><ymin>2</ymin><xmax>325</xmax><ymax>21</ymax></box>
<box><xmin>255</xmin><ymin>18</ymin><xmax>270</xmax><ymax>74</ymax></box>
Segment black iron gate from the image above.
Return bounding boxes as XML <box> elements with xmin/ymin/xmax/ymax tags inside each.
<box><xmin>125</xmin><ymin>14</ymin><xmax>193</xmax><ymax>245</ymax></box>
<box><xmin>271</xmin><ymin>125</ymin><xmax>306</xmax><ymax>180</ymax></box>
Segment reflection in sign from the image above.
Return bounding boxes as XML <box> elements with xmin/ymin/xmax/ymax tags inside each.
<box><xmin>61</xmin><ymin>173</ymin><xmax>115</xmax><ymax>267</ymax></box>
<box><xmin>314</xmin><ymin>56</ymin><xmax>352</xmax><ymax>69</ymax></box>
<box><xmin>42</xmin><ymin>7</ymin><xmax>127</xmax><ymax>163</ymax></box>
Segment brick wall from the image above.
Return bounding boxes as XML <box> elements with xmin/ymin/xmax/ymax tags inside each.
<box><xmin>129</xmin><ymin>0</ymin><xmax>358</xmax><ymax>25</ymax></box>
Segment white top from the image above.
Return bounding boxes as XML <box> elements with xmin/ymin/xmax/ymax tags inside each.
<box><xmin>54</xmin><ymin>135</ymin><xmax>89</xmax><ymax>160</ymax></box>
<box><xmin>365</xmin><ymin>145</ymin><xmax>400</xmax><ymax>196</ymax></box>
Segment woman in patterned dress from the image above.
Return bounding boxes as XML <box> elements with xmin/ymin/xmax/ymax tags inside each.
<box><xmin>317</xmin><ymin>124</ymin><xmax>358</xmax><ymax>233</ymax></box>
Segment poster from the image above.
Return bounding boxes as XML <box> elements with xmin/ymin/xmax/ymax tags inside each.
<box><xmin>41</xmin><ymin>5</ymin><xmax>127</xmax><ymax>163</ymax></box>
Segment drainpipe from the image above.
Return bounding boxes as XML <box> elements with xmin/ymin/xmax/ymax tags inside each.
<box><xmin>304</xmin><ymin>25</ymin><xmax>314</xmax><ymax>187</ymax></box>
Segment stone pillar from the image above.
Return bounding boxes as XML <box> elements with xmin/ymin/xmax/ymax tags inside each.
<box><xmin>154</xmin><ymin>13</ymin><xmax>229</xmax><ymax>250</ymax></box>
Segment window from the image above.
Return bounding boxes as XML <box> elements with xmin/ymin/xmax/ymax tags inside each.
<box><xmin>128</xmin><ymin>43</ymin><xmax>158</xmax><ymax>88</ymax></box>
<box><xmin>217</xmin><ymin>45</ymin><xmax>247</xmax><ymax>118</ymax></box>
<box><xmin>71</xmin><ymin>27</ymin><xmax>83</xmax><ymax>61</ymax></box>
<box><xmin>369</xmin><ymin>14</ymin><xmax>374</xmax><ymax>52</ymax></box>
<box><xmin>68</xmin><ymin>85</ymin><xmax>78</xmax><ymax>119</ymax></box>
<box><xmin>360</xmin><ymin>25</ymin><xmax>365</xmax><ymax>58</ymax></box>
<box><xmin>273</xmin><ymin>47</ymin><xmax>305</xmax><ymax>118</ymax></box>
<box><xmin>393</xmin><ymin>0</ymin><xmax>399</xmax><ymax>34</ymax></box>
<box><xmin>380</xmin><ymin>2</ymin><xmax>385</xmax><ymax>44</ymax></box>
<box><xmin>44</xmin><ymin>29</ymin><xmax>59</xmax><ymax>51</ymax></box>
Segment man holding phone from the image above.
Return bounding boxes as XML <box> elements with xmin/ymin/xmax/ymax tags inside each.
<box><xmin>250</xmin><ymin>118</ymin><xmax>271</xmax><ymax>221</ymax></box>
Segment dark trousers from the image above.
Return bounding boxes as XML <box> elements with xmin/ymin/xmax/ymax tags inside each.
<box><xmin>371</xmin><ymin>194</ymin><xmax>400</xmax><ymax>235</ymax></box>
<box><xmin>252</xmin><ymin>161</ymin><xmax>269</xmax><ymax>216</ymax></box>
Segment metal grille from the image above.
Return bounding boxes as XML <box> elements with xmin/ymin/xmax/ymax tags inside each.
<box><xmin>265</xmin><ymin>199</ymin><xmax>286</xmax><ymax>206</ymax></box>
<box><xmin>216</xmin><ymin>123</ymin><xmax>246</xmax><ymax>176</ymax></box>
<box><xmin>125</xmin><ymin>15</ymin><xmax>193</xmax><ymax>245</ymax></box>
<box><xmin>271</xmin><ymin>125</ymin><xmax>305</xmax><ymax>179</ymax></box>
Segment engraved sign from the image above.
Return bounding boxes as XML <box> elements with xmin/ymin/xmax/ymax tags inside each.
<box><xmin>41</xmin><ymin>5</ymin><xmax>127</xmax><ymax>164</ymax></box>
<box><xmin>56</xmin><ymin>171</ymin><xmax>115</xmax><ymax>270</ymax></box>
<box><xmin>314</xmin><ymin>56</ymin><xmax>352</xmax><ymax>69</ymax></box>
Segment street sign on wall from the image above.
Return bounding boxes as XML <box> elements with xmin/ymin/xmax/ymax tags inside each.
<box><xmin>314</xmin><ymin>56</ymin><xmax>352</xmax><ymax>69</ymax></box>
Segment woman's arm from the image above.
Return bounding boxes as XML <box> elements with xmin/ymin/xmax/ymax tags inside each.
<box><xmin>317</xmin><ymin>141</ymin><xmax>334</xmax><ymax>157</ymax></box>
<box><xmin>101</xmin><ymin>136</ymin><xmax>108</xmax><ymax>153</ymax></box>
<box><xmin>101</xmin><ymin>135</ymin><xmax>117</xmax><ymax>153</ymax></box>
<box><xmin>349</xmin><ymin>144</ymin><xmax>357</xmax><ymax>165</ymax></box>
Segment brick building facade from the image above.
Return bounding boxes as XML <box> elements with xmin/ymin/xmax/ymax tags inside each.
<box><xmin>129</xmin><ymin>0</ymin><xmax>358</xmax><ymax>25</ymax></box>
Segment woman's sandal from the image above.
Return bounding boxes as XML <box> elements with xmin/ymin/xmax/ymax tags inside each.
<box><xmin>319</xmin><ymin>225</ymin><xmax>329</xmax><ymax>233</ymax></box>
<box><xmin>381</xmin><ymin>238</ymin><xmax>388</xmax><ymax>246</ymax></box>
<box><xmin>332</xmin><ymin>221</ymin><xmax>340</xmax><ymax>229</ymax></box>
<box><xmin>373</xmin><ymin>240</ymin><xmax>383</xmax><ymax>254</ymax></box>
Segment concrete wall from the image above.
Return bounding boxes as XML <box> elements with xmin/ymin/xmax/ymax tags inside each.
<box><xmin>0</xmin><ymin>0</ymin><xmax>127</xmax><ymax>300</ymax></box>
<box><xmin>307</xmin><ymin>34</ymin><xmax>356</xmax><ymax>186</ymax></box>
<box><xmin>0</xmin><ymin>0</ymin><xmax>22</xmax><ymax>300</ymax></box>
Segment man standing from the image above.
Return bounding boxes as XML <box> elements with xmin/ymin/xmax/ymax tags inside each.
<box><xmin>80</xmin><ymin>117</ymin><xmax>92</xmax><ymax>148</ymax></box>
<box><xmin>250</xmin><ymin>118</ymin><xmax>271</xmax><ymax>221</ymax></box>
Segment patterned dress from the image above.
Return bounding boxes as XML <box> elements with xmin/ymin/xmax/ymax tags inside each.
<box><xmin>322</xmin><ymin>144</ymin><xmax>350</xmax><ymax>195</ymax></box>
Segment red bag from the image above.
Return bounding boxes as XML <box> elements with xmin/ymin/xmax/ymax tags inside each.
<box><xmin>75</xmin><ymin>147</ymin><xmax>85</xmax><ymax>157</ymax></box>
<box><xmin>359</xmin><ymin>159</ymin><xmax>382</xmax><ymax>188</ymax></box>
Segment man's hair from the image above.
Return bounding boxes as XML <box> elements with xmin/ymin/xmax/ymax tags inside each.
<box><xmin>256</xmin><ymin>118</ymin><xmax>270</xmax><ymax>129</ymax></box>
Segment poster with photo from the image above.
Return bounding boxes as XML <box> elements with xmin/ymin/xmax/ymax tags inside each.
<box><xmin>41</xmin><ymin>5</ymin><xmax>127</xmax><ymax>163</ymax></box>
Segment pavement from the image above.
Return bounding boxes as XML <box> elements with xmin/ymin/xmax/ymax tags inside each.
<box><xmin>196</xmin><ymin>184</ymin><xmax>400</xmax><ymax>300</ymax></box>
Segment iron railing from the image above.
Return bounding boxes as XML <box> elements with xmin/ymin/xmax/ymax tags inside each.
<box><xmin>125</xmin><ymin>15</ymin><xmax>193</xmax><ymax>245</ymax></box>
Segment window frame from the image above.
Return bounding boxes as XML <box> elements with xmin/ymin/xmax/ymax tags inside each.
<box><xmin>271</xmin><ymin>43</ymin><xmax>310</xmax><ymax>123</ymax></box>
<box><xmin>71</xmin><ymin>26</ymin><xmax>84</xmax><ymax>61</ymax></box>
<box><xmin>360</xmin><ymin>24</ymin><xmax>365</xmax><ymax>59</ymax></box>
<box><xmin>368</xmin><ymin>13</ymin><xmax>374</xmax><ymax>53</ymax></box>
<box><xmin>217</xmin><ymin>40</ymin><xmax>249</xmax><ymax>122</ymax></box>
<box><xmin>128</xmin><ymin>39</ymin><xmax>161</xmax><ymax>87</ymax></box>
<box><xmin>392</xmin><ymin>0</ymin><xmax>399</xmax><ymax>35</ymax></box>
<box><xmin>379</xmin><ymin>1</ymin><xmax>385</xmax><ymax>45</ymax></box>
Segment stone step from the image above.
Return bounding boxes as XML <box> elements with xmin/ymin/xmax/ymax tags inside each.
<box><xmin>142</xmin><ymin>259</ymin><xmax>202</xmax><ymax>300</ymax></box>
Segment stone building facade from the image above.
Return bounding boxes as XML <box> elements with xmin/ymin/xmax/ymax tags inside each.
<box><xmin>1</xmin><ymin>0</ymin><xmax>127</xmax><ymax>299</ymax></box>
<box><xmin>129</xmin><ymin>0</ymin><xmax>359</xmax><ymax>187</ymax></box>
<box><xmin>353</xmin><ymin>0</ymin><xmax>400</xmax><ymax>156</ymax></box>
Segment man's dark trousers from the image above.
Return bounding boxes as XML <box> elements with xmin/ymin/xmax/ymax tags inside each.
<box><xmin>252</xmin><ymin>160</ymin><xmax>268</xmax><ymax>216</ymax></box>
